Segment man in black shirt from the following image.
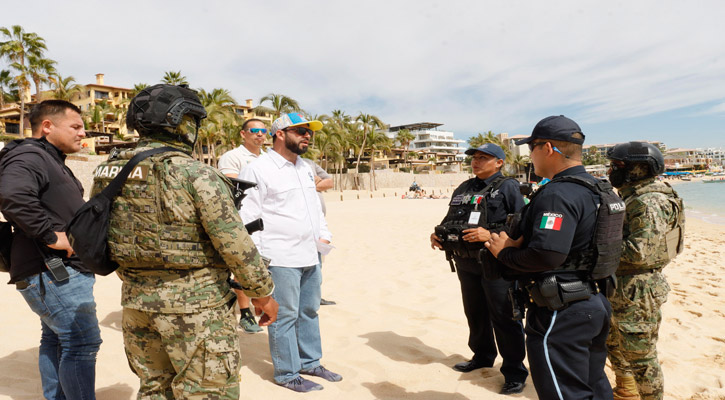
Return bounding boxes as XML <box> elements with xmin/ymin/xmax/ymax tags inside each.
<box><xmin>0</xmin><ymin>100</ymin><xmax>102</xmax><ymax>400</ymax></box>
<box><xmin>431</xmin><ymin>143</ymin><xmax>528</xmax><ymax>395</ymax></box>
<box><xmin>486</xmin><ymin>116</ymin><xmax>614</xmax><ymax>400</ymax></box>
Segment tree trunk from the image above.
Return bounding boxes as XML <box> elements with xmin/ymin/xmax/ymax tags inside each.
<box><xmin>19</xmin><ymin>90</ymin><xmax>26</xmax><ymax>137</ymax></box>
<box><xmin>355</xmin><ymin>132</ymin><xmax>367</xmax><ymax>174</ymax></box>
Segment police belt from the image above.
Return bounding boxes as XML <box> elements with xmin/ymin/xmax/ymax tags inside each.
<box><xmin>527</xmin><ymin>275</ymin><xmax>599</xmax><ymax>311</ymax></box>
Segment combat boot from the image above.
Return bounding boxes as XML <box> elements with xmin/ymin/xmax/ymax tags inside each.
<box><xmin>613</xmin><ymin>375</ymin><xmax>641</xmax><ymax>400</ymax></box>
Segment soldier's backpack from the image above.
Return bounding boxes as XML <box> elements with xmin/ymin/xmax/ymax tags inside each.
<box><xmin>66</xmin><ymin>146</ymin><xmax>176</xmax><ymax>275</ymax></box>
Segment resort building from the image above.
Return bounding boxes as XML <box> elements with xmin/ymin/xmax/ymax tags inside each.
<box><xmin>231</xmin><ymin>99</ymin><xmax>273</xmax><ymax>126</ymax></box>
<box><xmin>384</xmin><ymin>122</ymin><xmax>466</xmax><ymax>173</ymax></box>
<box><xmin>664</xmin><ymin>148</ymin><xmax>712</xmax><ymax>170</ymax></box>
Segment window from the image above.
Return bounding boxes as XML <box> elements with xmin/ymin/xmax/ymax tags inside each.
<box><xmin>5</xmin><ymin>123</ymin><xmax>19</xmax><ymax>134</ymax></box>
<box><xmin>95</xmin><ymin>91</ymin><xmax>109</xmax><ymax>100</ymax></box>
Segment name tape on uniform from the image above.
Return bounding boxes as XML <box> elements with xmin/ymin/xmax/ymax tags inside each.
<box><xmin>539</xmin><ymin>212</ymin><xmax>563</xmax><ymax>231</ymax></box>
<box><xmin>94</xmin><ymin>164</ymin><xmax>150</xmax><ymax>181</ymax></box>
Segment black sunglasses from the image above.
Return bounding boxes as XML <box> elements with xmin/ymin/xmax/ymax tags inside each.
<box><xmin>284</xmin><ymin>127</ymin><xmax>314</xmax><ymax>137</ymax></box>
<box><xmin>528</xmin><ymin>141</ymin><xmax>548</xmax><ymax>151</ymax></box>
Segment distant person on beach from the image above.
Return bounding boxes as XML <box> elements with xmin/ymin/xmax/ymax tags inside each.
<box><xmin>92</xmin><ymin>84</ymin><xmax>277</xmax><ymax>399</ymax></box>
<box><xmin>486</xmin><ymin>116</ymin><xmax>618</xmax><ymax>400</ymax></box>
<box><xmin>0</xmin><ymin>100</ymin><xmax>102</xmax><ymax>399</ymax></box>
<box><xmin>303</xmin><ymin>158</ymin><xmax>336</xmax><ymax>306</ymax></box>
<box><xmin>218</xmin><ymin>118</ymin><xmax>268</xmax><ymax>334</ymax></box>
<box><xmin>239</xmin><ymin>112</ymin><xmax>340</xmax><ymax>392</ymax></box>
<box><xmin>606</xmin><ymin>142</ymin><xmax>685</xmax><ymax>400</ymax></box>
<box><xmin>431</xmin><ymin>143</ymin><xmax>528</xmax><ymax>395</ymax></box>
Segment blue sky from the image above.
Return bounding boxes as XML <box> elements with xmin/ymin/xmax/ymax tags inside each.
<box><xmin>2</xmin><ymin>0</ymin><xmax>724</xmax><ymax>149</ymax></box>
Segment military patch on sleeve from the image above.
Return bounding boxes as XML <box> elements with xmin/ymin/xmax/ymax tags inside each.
<box><xmin>539</xmin><ymin>212</ymin><xmax>563</xmax><ymax>230</ymax></box>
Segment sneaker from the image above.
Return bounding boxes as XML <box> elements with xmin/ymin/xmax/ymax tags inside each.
<box><xmin>239</xmin><ymin>315</ymin><xmax>262</xmax><ymax>333</ymax></box>
<box><xmin>320</xmin><ymin>298</ymin><xmax>337</xmax><ymax>306</ymax></box>
<box><xmin>300</xmin><ymin>365</ymin><xmax>342</xmax><ymax>382</ymax></box>
<box><xmin>279</xmin><ymin>376</ymin><xmax>324</xmax><ymax>392</ymax></box>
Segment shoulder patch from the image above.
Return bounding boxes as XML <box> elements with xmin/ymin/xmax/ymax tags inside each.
<box><xmin>539</xmin><ymin>212</ymin><xmax>563</xmax><ymax>230</ymax></box>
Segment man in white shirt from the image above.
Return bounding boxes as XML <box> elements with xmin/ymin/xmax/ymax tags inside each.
<box><xmin>239</xmin><ymin>112</ymin><xmax>341</xmax><ymax>393</ymax></box>
<box><xmin>218</xmin><ymin>118</ymin><xmax>268</xmax><ymax>333</ymax></box>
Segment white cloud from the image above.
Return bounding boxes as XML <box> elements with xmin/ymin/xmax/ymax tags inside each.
<box><xmin>2</xmin><ymin>0</ymin><xmax>725</xmax><ymax>146</ymax></box>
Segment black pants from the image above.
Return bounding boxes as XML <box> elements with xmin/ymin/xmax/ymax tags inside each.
<box><xmin>456</xmin><ymin>265</ymin><xmax>528</xmax><ymax>383</ymax></box>
<box><xmin>525</xmin><ymin>292</ymin><xmax>613</xmax><ymax>400</ymax></box>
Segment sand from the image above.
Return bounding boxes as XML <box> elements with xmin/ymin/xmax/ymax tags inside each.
<box><xmin>1</xmin><ymin>187</ymin><xmax>724</xmax><ymax>399</ymax></box>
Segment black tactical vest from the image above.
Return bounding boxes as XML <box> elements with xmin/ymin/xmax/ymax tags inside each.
<box><xmin>529</xmin><ymin>176</ymin><xmax>626</xmax><ymax>280</ymax></box>
<box><xmin>437</xmin><ymin>175</ymin><xmax>513</xmax><ymax>258</ymax></box>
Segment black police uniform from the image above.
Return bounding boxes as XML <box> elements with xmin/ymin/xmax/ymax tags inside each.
<box><xmin>499</xmin><ymin>165</ymin><xmax>613</xmax><ymax>400</ymax></box>
<box><xmin>442</xmin><ymin>171</ymin><xmax>528</xmax><ymax>384</ymax></box>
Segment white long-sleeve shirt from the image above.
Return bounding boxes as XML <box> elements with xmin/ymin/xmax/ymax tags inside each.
<box><xmin>239</xmin><ymin>150</ymin><xmax>332</xmax><ymax>268</ymax></box>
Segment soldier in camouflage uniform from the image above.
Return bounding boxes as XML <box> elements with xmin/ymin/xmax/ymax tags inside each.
<box><xmin>91</xmin><ymin>84</ymin><xmax>278</xmax><ymax>400</ymax></box>
<box><xmin>606</xmin><ymin>142</ymin><xmax>685</xmax><ymax>400</ymax></box>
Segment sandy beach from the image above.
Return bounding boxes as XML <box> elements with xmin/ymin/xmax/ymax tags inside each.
<box><xmin>1</xmin><ymin>182</ymin><xmax>724</xmax><ymax>399</ymax></box>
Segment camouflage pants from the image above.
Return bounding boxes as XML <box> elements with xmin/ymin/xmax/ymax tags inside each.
<box><xmin>122</xmin><ymin>301</ymin><xmax>241</xmax><ymax>400</ymax></box>
<box><xmin>607</xmin><ymin>271</ymin><xmax>669</xmax><ymax>400</ymax></box>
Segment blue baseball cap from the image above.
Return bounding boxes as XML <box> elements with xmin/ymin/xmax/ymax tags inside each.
<box><xmin>271</xmin><ymin>112</ymin><xmax>323</xmax><ymax>134</ymax></box>
<box><xmin>515</xmin><ymin>115</ymin><xmax>585</xmax><ymax>145</ymax></box>
<box><xmin>464</xmin><ymin>143</ymin><xmax>506</xmax><ymax>160</ymax></box>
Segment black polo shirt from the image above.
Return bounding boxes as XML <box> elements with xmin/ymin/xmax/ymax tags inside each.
<box><xmin>503</xmin><ymin>165</ymin><xmax>599</xmax><ymax>275</ymax></box>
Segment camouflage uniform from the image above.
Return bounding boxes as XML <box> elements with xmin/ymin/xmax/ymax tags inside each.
<box><xmin>91</xmin><ymin>137</ymin><xmax>274</xmax><ymax>400</ymax></box>
<box><xmin>607</xmin><ymin>177</ymin><xmax>684</xmax><ymax>400</ymax></box>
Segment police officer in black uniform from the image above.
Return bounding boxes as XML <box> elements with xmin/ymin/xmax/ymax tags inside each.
<box><xmin>431</xmin><ymin>143</ymin><xmax>528</xmax><ymax>395</ymax></box>
<box><xmin>486</xmin><ymin>116</ymin><xmax>615</xmax><ymax>400</ymax></box>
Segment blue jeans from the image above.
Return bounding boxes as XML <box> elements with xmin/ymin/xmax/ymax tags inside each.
<box><xmin>16</xmin><ymin>265</ymin><xmax>102</xmax><ymax>400</ymax></box>
<box><xmin>267</xmin><ymin>264</ymin><xmax>322</xmax><ymax>384</ymax></box>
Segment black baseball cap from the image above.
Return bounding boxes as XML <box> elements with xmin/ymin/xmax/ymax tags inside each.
<box><xmin>464</xmin><ymin>143</ymin><xmax>506</xmax><ymax>160</ymax></box>
<box><xmin>515</xmin><ymin>115</ymin><xmax>585</xmax><ymax>145</ymax></box>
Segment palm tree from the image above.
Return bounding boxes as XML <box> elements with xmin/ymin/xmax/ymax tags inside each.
<box><xmin>161</xmin><ymin>70</ymin><xmax>188</xmax><ymax>86</ymax></box>
<box><xmin>0</xmin><ymin>25</ymin><xmax>48</xmax><ymax>136</ymax></box>
<box><xmin>49</xmin><ymin>74</ymin><xmax>84</xmax><ymax>101</ymax></box>
<box><xmin>467</xmin><ymin>130</ymin><xmax>512</xmax><ymax>160</ymax></box>
<box><xmin>130</xmin><ymin>83</ymin><xmax>149</xmax><ymax>97</ymax></box>
<box><xmin>510</xmin><ymin>154</ymin><xmax>531</xmax><ymax>180</ymax></box>
<box><xmin>0</xmin><ymin>69</ymin><xmax>15</xmax><ymax>109</ymax></box>
<box><xmin>195</xmin><ymin>88</ymin><xmax>237</xmax><ymax>165</ymax></box>
<box><xmin>395</xmin><ymin>128</ymin><xmax>415</xmax><ymax>169</ymax></box>
<box><xmin>254</xmin><ymin>93</ymin><xmax>301</xmax><ymax>120</ymax></box>
<box><xmin>27</xmin><ymin>53</ymin><xmax>56</xmax><ymax>99</ymax></box>
<box><xmin>354</xmin><ymin>113</ymin><xmax>384</xmax><ymax>174</ymax></box>
<box><xmin>366</xmin><ymin>130</ymin><xmax>393</xmax><ymax>190</ymax></box>
<box><xmin>84</xmin><ymin>99</ymin><xmax>115</xmax><ymax>133</ymax></box>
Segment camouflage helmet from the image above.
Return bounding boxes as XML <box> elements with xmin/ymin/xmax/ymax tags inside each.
<box><xmin>607</xmin><ymin>141</ymin><xmax>665</xmax><ymax>176</ymax></box>
<box><xmin>127</xmin><ymin>84</ymin><xmax>207</xmax><ymax>146</ymax></box>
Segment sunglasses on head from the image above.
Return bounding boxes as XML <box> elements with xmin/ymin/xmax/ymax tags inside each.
<box><xmin>248</xmin><ymin>128</ymin><xmax>268</xmax><ymax>134</ymax></box>
<box><xmin>285</xmin><ymin>127</ymin><xmax>314</xmax><ymax>137</ymax></box>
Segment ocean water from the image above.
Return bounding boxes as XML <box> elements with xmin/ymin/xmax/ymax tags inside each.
<box><xmin>667</xmin><ymin>180</ymin><xmax>725</xmax><ymax>225</ymax></box>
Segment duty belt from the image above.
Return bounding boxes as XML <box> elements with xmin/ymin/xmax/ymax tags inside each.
<box><xmin>527</xmin><ymin>275</ymin><xmax>598</xmax><ymax>311</ymax></box>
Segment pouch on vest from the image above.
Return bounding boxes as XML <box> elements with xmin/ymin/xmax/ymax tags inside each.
<box><xmin>665</xmin><ymin>194</ymin><xmax>685</xmax><ymax>260</ymax></box>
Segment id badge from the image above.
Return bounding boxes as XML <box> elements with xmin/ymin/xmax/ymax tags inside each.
<box><xmin>468</xmin><ymin>211</ymin><xmax>481</xmax><ymax>225</ymax></box>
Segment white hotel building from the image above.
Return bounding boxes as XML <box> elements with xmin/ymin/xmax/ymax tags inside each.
<box><xmin>386</xmin><ymin>122</ymin><xmax>466</xmax><ymax>156</ymax></box>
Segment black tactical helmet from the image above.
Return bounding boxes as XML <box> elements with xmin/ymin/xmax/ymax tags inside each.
<box><xmin>127</xmin><ymin>84</ymin><xmax>207</xmax><ymax>145</ymax></box>
<box><xmin>607</xmin><ymin>141</ymin><xmax>665</xmax><ymax>175</ymax></box>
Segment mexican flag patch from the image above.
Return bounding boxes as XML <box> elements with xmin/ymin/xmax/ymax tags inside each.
<box><xmin>540</xmin><ymin>212</ymin><xmax>563</xmax><ymax>231</ymax></box>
